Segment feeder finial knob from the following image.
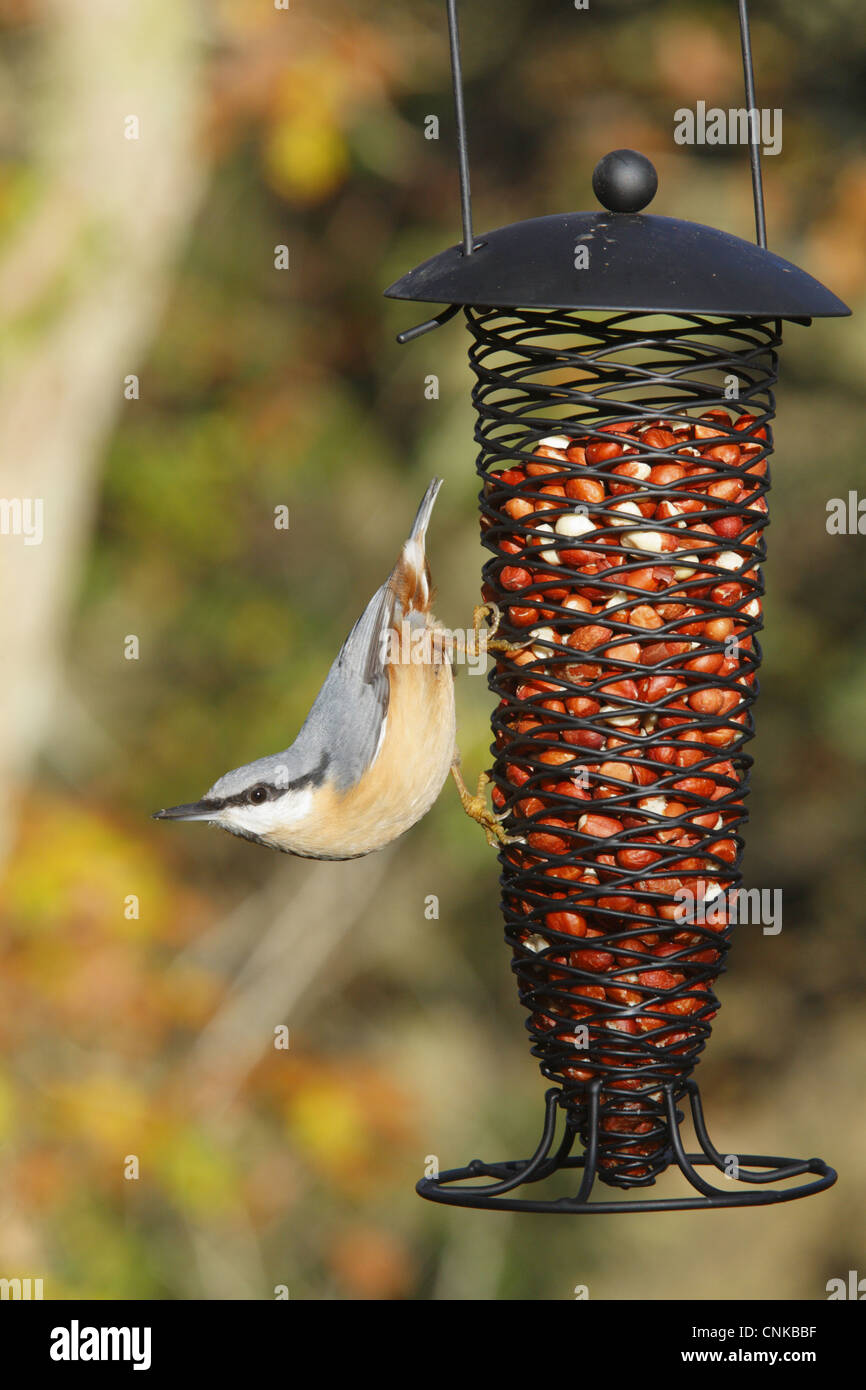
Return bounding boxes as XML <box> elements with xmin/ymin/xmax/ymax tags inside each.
<box><xmin>592</xmin><ymin>149</ymin><xmax>658</xmax><ymax>214</ymax></box>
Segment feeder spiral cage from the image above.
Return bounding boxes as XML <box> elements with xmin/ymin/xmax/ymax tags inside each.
<box><xmin>473</xmin><ymin>308</ymin><xmax>777</xmax><ymax>1186</ymax></box>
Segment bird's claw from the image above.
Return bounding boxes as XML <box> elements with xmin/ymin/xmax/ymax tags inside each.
<box><xmin>472</xmin><ymin>602</ymin><xmax>532</xmax><ymax>657</ymax></box>
<box><xmin>451</xmin><ymin>765</ymin><xmax>520</xmax><ymax>849</ymax></box>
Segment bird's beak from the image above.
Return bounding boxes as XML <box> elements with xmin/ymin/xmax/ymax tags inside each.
<box><xmin>152</xmin><ymin>800</ymin><xmax>217</xmax><ymax>822</ymax></box>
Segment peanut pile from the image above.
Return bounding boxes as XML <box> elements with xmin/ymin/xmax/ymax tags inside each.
<box><xmin>480</xmin><ymin>409</ymin><xmax>770</xmax><ymax>1182</ymax></box>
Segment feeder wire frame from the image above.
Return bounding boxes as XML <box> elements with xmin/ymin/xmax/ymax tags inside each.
<box><xmin>415</xmin><ymin>306</ymin><xmax>837</xmax><ymax>1212</ymax></box>
<box><xmin>417</xmin><ymin>1080</ymin><xmax>836</xmax><ymax>1213</ymax></box>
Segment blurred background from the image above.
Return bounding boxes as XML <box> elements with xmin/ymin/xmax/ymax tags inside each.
<box><xmin>0</xmin><ymin>0</ymin><xmax>864</xmax><ymax>1300</ymax></box>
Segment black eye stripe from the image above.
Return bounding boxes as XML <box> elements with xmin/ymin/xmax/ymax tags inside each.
<box><xmin>239</xmin><ymin>783</ymin><xmax>281</xmax><ymax>807</ymax></box>
<box><xmin>208</xmin><ymin>752</ymin><xmax>331</xmax><ymax>812</ymax></box>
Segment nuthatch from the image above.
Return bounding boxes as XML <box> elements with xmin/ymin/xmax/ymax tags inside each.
<box><xmin>154</xmin><ymin>479</ymin><xmax>511</xmax><ymax>857</ymax></box>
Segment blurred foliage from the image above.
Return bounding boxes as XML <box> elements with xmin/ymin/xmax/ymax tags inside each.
<box><xmin>0</xmin><ymin>0</ymin><xmax>864</xmax><ymax>1300</ymax></box>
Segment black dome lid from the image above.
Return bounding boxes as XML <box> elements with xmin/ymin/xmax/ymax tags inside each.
<box><xmin>385</xmin><ymin>151</ymin><xmax>849</xmax><ymax>320</ymax></box>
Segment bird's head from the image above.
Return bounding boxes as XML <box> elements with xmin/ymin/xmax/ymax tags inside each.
<box><xmin>153</xmin><ymin>750</ymin><xmax>331</xmax><ymax>851</ymax></box>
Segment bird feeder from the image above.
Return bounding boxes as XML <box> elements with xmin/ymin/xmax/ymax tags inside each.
<box><xmin>386</xmin><ymin>1</ymin><xmax>848</xmax><ymax>1212</ymax></box>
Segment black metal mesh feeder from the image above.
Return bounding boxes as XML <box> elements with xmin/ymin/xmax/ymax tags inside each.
<box><xmin>386</xmin><ymin>3</ymin><xmax>849</xmax><ymax>1213</ymax></box>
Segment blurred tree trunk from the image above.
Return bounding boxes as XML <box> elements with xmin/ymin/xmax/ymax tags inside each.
<box><xmin>0</xmin><ymin>0</ymin><xmax>206</xmax><ymax>860</ymax></box>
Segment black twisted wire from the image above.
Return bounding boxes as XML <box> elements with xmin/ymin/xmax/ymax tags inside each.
<box><xmin>468</xmin><ymin>307</ymin><xmax>780</xmax><ymax>1186</ymax></box>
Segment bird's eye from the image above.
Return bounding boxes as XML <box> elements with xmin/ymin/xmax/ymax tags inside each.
<box><xmin>249</xmin><ymin>785</ymin><xmax>268</xmax><ymax>805</ymax></box>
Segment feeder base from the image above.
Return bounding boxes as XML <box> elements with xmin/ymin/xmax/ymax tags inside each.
<box><xmin>416</xmin><ymin>1079</ymin><xmax>836</xmax><ymax>1213</ymax></box>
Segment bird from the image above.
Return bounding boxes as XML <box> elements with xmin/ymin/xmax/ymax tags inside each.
<box><xmin>153</xmin><ymin>479</ymin><xmax>510</xmax><ymax>858</ymax></box>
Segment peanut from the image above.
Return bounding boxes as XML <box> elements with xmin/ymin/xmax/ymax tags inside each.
<box><xmin>487</xmin><ymin>406</ymin><xmax>766</xmax><ymax>1168</ymax></box>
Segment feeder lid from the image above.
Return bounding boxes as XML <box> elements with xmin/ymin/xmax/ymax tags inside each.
<box><xmin>385</xmin><ymin>150</ymin><xmax>850</xmax><ymax>320</ymax></box>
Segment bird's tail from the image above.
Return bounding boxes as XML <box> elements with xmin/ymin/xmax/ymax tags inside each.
<box><xmin>389</xmin><ymin>477</ymin><xmax>443</xmax><ymax>620</ymax></box>
<box><xmin>409</xmin><ymin>477</ymin><xmax>443</xmax><ymax>546</ymax></box>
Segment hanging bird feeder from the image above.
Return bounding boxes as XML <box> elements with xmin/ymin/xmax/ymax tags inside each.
<box><xmin>386</xmin><ymin>1</ymin><xmax>848</xmax><ymax>1212</ymax></box>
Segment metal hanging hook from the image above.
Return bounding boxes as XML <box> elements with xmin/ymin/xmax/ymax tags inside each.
<box><xmin>446</xmin><ymin>0</ymin><xmax>475</xmax><ymax>258</ymax></box>
<box><xmin>737</xmin><ymin>0</ymin><xmax>768</xmax><ymax>248</ymax></box>
<box><xmin>393</xmin><ymin>0</ymin><xmax>474</xmax><ymax>343</ymax></box>
<box><xmin>394</xmin><ymin>1</ymin><xmax>772</xmax><ymax>343</ymax></box>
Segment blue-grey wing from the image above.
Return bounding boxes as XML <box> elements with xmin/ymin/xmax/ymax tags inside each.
<box><xmin>292</xmin><ymin>579</ymin><xmax>393</xmax><ymax>792</ymax></box>
<box><xmin>290</xmin><ymin>480</ymin><xmax>442</xmax><ymax>793</ymax></box>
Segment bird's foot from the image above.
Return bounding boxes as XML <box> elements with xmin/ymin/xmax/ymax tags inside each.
<box><xmin>450</xmin><ymin>764</ymin><xmax>515</xmax><ymax>849</ymax></box>
<box><xmin>472</xmin><ymin>602</ymin><xmax>532</xmax><ymax>657</ymax></box>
